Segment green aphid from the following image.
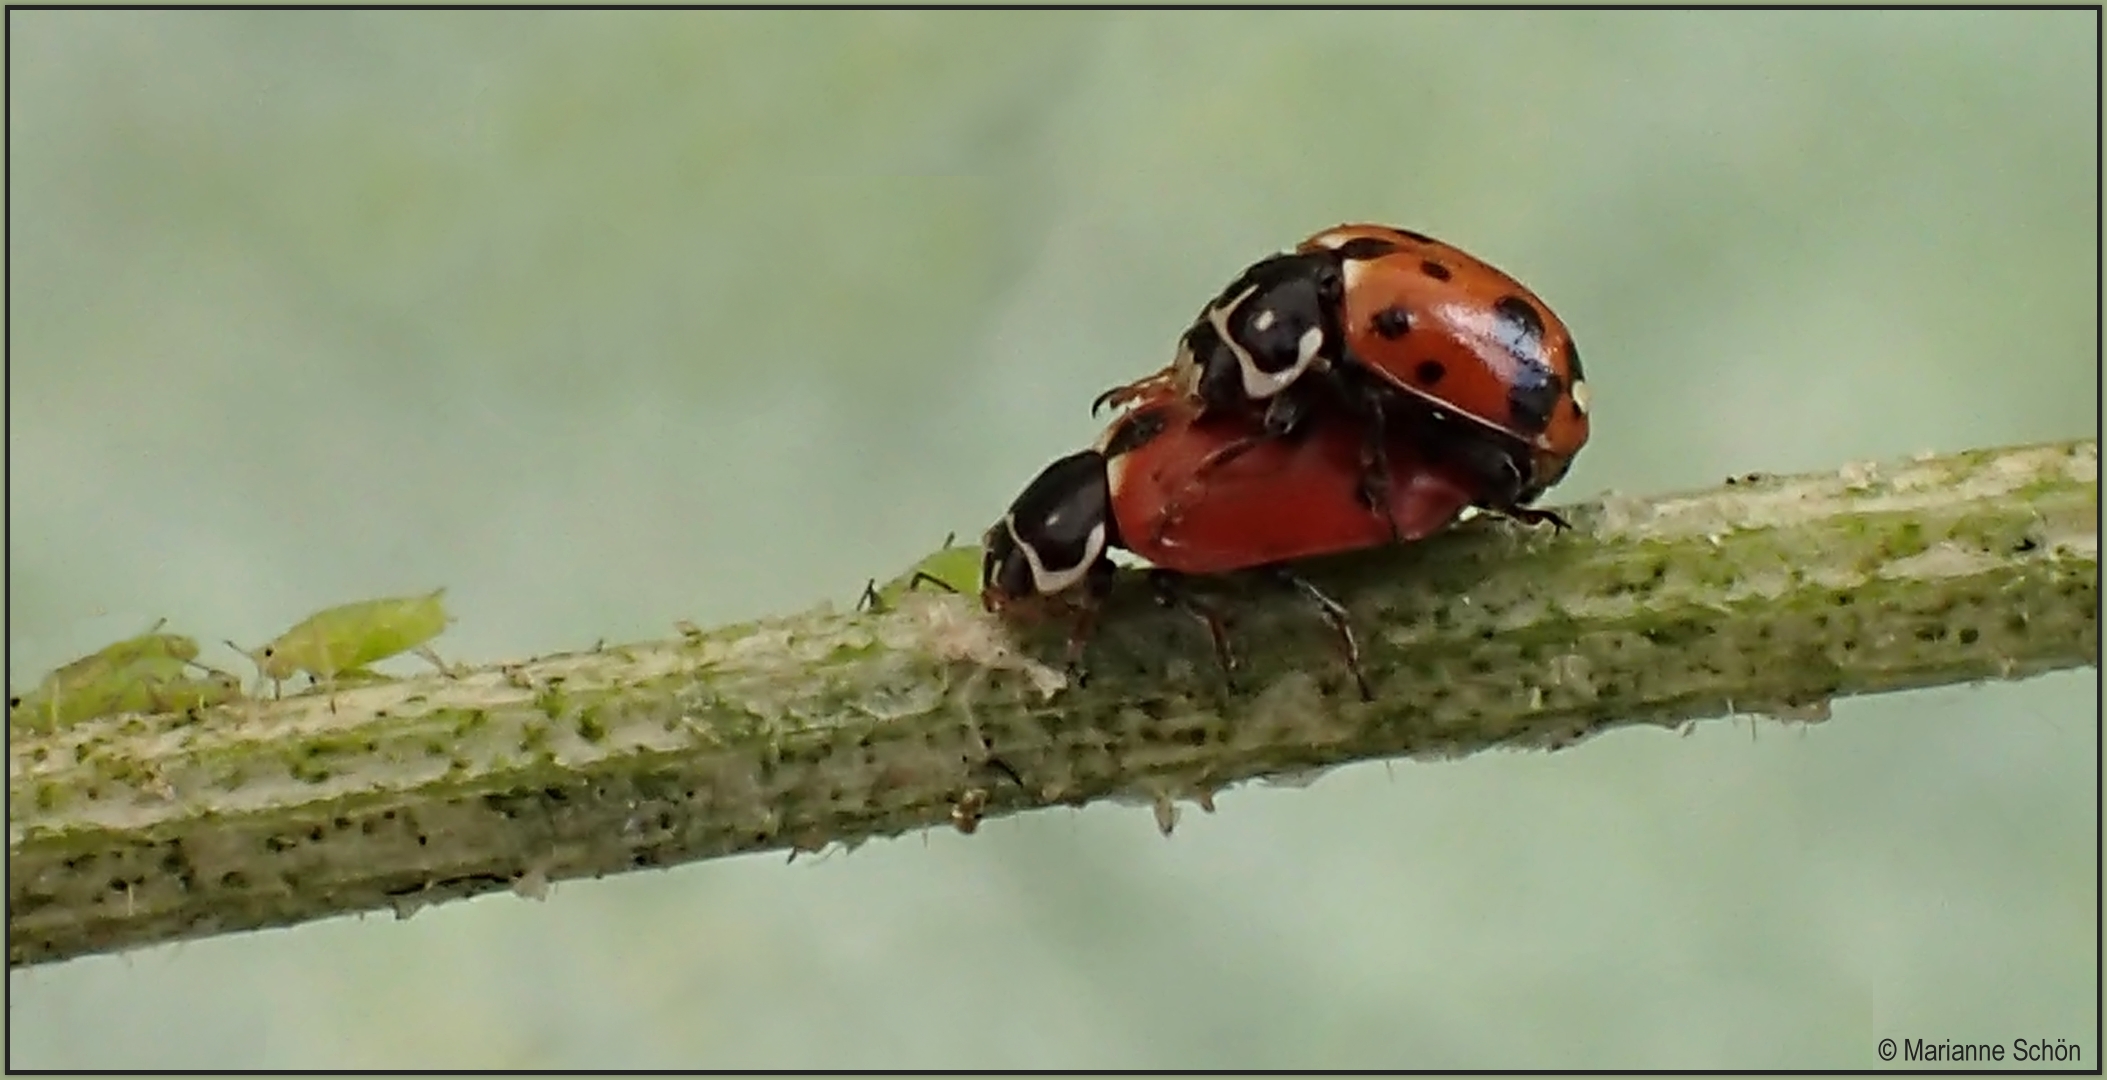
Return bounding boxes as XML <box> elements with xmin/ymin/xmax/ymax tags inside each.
<box><xmin>9</xmin><ymin>655</ymin><xmax>243</xmax><ymax>732</ymax></box>
<box><xmin>231</xmin><ymin>588</ymin><xmax>454</xmax><ymax>699</ymax></box>
<box><xmin>860</xmin><ymin>534</ymin><xmax>979</xmax><ymax>613</ymax></box>
<box><xmin>139</xmin><ymin>667</ymin><xmax>246</xmax><ymax>714</ymax></box>
<box><xmin>9</xmin><ymin>619</ymin><xmax>209</xmax><ymax>730</ymax></box>
<box><xmin>40</xmin><ymin>618</ymin><xmax>201</xmax><ymax>684</ymax></box>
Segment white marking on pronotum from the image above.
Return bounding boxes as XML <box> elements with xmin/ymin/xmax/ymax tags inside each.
<box><xmin>1205</xmin><ymin>284</ymin><xmax>1266</xmax><ymax>392</ymax></box>
<box><xmin>1295</xmin><ymin>325</ymin><xmax>1323</xmax><ymax>366</ymax></box>
<box><xmin>1217</xmin><ymin>294</ymin><xmax>1328</xmax><ymax>400</ymax></box>
<box><xmin>1004</xmin><ymin>514</ymin><xmax>1106</xmax><ymax>596</ymax></box>
<box><xmin>1570</xmin><ymin>378</ymin><xmax>1592</xmax><ymax>416</ymax></box>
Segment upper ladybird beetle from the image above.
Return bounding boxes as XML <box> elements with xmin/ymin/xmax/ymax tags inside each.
<box><xmin>1098</xmin><ymin>223</ymin><xmax>1589</xmax><ymax>532</ymax></box>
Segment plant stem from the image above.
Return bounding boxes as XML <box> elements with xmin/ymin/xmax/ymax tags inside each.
<box><xmin>8</xmin><ymin>439</ymin><xmax>2097</xmax><ymax>969</ymax></box>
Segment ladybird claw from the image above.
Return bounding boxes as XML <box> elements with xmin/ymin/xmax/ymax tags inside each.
<box><xmin>1092</xmin><ymin>382</ymin><xmax>1149</xmax><ymax>416</ymax></box>
<box><xmin>1354</xmin><ymin>466</ymin><xmax>1406</xmax><ymax>545</ymax></box>
<box><xmin>1351</xmin><ymin>393</ymin><xmax>1407</xmax><ymax>545</ymax></box>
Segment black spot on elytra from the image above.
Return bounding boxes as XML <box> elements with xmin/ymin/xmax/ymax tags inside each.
<box><xmin>1333</xmin><ymin>237</ymin><xmax>1398</xmax><ymax>261</ymax></box>
<box><xmin>1419</xmin><ymin>260</ymin><xmax>1452</xmax><ymax>281</ymax></box>
<box><xmin>1490</xmin><ymin>295</ymin><xmax>1559</xmax><ymax>436</ymax></box>
<box><xmin>1492</xmin><ymin>296</ymin><xmax>1547</xmax><ymax>362</ymax></box>
<box><xmin>1414</xmin><ymin>360</ymin><xmax>1446</xmax><ymax>386</ymax></box>
<box><xmin>1371</xmin><ymin>306</ymin><xmax>1412</xmax><ymax>338</ymax></box>
<box><xmin>1507</xmin><ymin>370</ymin><xmax>1560</xmax><ymax>435</ymax></box>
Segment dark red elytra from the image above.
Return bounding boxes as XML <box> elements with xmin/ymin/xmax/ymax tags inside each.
<box><xmin>1105</xmin><ymin>393</ymin><xmax>1478</xmax><ymax>575</ymax></box>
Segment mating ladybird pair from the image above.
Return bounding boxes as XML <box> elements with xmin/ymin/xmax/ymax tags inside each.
<box><xmin>978</xmin><ymin>223</ymin><xmax>1591</xmax><ymax>695</ymax></box>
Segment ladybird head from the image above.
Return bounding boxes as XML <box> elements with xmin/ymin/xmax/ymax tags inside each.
<box><xmin>980</xmin><ymin>449</ymin><xmax>1120</xmax><ymax>611</ymax></box>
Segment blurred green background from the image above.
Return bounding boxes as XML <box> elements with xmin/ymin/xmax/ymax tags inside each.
<box><xmin>6</xmin><ymin>10</ymin><xmax>2097</xmax><ymax>1069</ymax></box>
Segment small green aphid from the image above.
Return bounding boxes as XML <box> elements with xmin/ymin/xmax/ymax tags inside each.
<box><xmin>40</xmin><ymin>618</ymin><xmax>201</xmax><ymax>684</ymax></box>
<box><xmin>860</xmin><ymin>534</ymin><xmax>978</xmax><ymax>613</ymax></box>
<box><xmin>9</xmin><ymin>655</ymin><xmax>243</xmax><ymax>732</ymax></box>
<box><xmin>232</xmin><ymin>588</ymin><xmax>454</xmax><ymax>699</ymax></box>
<box><xmin>9</xmin><ymin>619</ymin><xmax>210</xmax><ymax>731</ymax></box>
<box><xmin>140</xmin><ymin>668</ymin><xmax>246</xmax><ymax>714</ymax></box>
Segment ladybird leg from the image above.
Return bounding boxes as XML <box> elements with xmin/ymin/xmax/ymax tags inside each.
<box><xmin>1458</xmin><ymin>451</ymin><xmax>1569</xmax><ymax>532</ymax></box>
<box><xmin>1092</xmin><ymin>369</ymin><xmax>1174</xmax><ymax>416</ymax></box>
<box><xmin>1061</xmin><ymin>558</ymin><xmax>1120</xmax><ymax>686</ymax></box>
<box><xmin>1146</xmin><ymin>568</ymin><xmax>1240</xmax><ymax>681</ymax></box>
<box><xmin>1268</xmin><ymin>567</ymin><xmax>1373</xmax><ymax>702</ymax></box>
<box><xmin>1259</xmin><ymin>384</ymin><xmax>1318</xmax><ymax>439</ymax></box>
<box><xmin>1149</xmin><ymin>433</ymin><xmax>1268</xmax><ymax>546</ymax></box>
<box><xmin>1062</xmin><ymin>605</ymin><xmax>1102</xmax><ymax>686</ymax></box>
<box><xmin>1351</xmin><ymin>392</ymin><xmax>1406</xmax><ymax>545</ymax></box>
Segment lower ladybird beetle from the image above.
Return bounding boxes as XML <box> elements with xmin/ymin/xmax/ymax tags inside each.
<box><xmin>981</xmin><ymin>384</ymin><xmax>1481</xmax><ymax>697</ymax></box>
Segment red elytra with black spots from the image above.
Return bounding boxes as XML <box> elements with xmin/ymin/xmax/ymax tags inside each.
<box><xmin>1298</xmin><ymin>223</ymin><xmax>1590</xmax><ymax>503</ymax></box>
